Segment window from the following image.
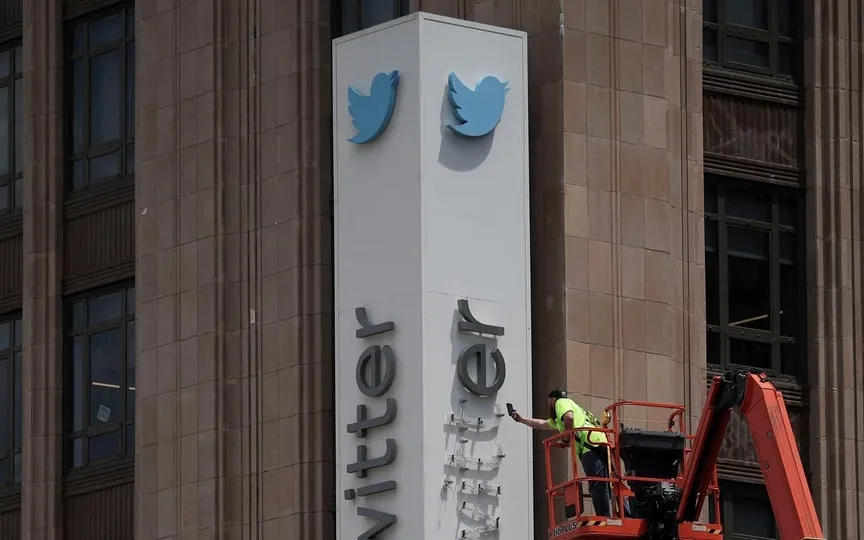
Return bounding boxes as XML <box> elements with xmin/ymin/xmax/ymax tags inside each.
<box><xmin>0</xmin><ymin>314</ymin><xmax>22</xmax><ymax>488</ymax></box>
<box><xmin>709</xmin><ymin>481</ymin><xmax>778</xmax><ymax>539</ymax></box>
<box><xmin>703</xmin><ymin>0</ymin><xmax>798</xmax><ymax>79</ymax></box>
<box><xmin>0</xmin><ymin>44</ymin><xmax>22</xmax><ymax>216</ymax></box>
<box><xmin>705</xmin><ymin>176</ymin><xmax>803</xmax><ymax>377</ymax></box>
<box><xmin>66</xmin><ymin>4</ymin><xmax>135</xmax><ymax>195</ymax></box>
<box><xmin>66</xmin><ymin>284</ymin><xmax>135</xmax><ymax>469</ymax></box>
<box><xmin>335</xmin><ymin>0</ymin><xmax>410</xmax><ymax>36</ymax></box>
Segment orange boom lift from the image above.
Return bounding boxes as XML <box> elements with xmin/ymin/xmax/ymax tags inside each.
<box><xmin>544</xmin><ymin>370</ymin><xmax>825</xmax><ymax>540</ymax></box>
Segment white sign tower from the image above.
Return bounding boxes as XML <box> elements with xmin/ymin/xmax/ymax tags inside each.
<box><xmin>333</xmin><ymin>12</ymin><xmax>532</xmax><ymax>540</ymax></box>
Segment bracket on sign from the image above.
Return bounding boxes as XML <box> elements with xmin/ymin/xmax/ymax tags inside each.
<box><xmin>446</xmin><ymin>402</ymin><xmax>504</xmax><ymax>432</ymax></box>
<box><xmin>460</xmin><ymin>479</ymin><xmax>502</xmax><ymax>497</ymax></box>
<box><xmin>447</xmin><ymin>445</ymin><xmax>505</xmax><ymax>472</ymax></box>
<box><xmin>459</xmin><ymin>504</ymin><xmax>501</xmax><ymax>538</ymax></box>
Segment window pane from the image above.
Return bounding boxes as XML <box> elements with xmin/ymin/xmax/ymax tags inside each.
<box><xmin>72</xmin><ymin>300</ymin><xmax>86</xmax><ymax>331</ymax></box>
<box><xmin>72</xmin><ymin>159</ymin><xmax>85</xmax><ymax>190</ymax></box>
<box><xmin>90</xmin><ymin>49</ymin><xmax>123</xmax><ymax>146</ymax></box>
<box><xmin>705</xmin><ymin>182</ymin><xmax>718</xmax><ymax>214</ymax></box>
<box><xmin>781</xmin><ymin>342</ymin><xmax>798</xmax><ymax>377</ymax></box>
<box><xmin>89</xmin><ymin>12</ymin><xmax>124</xmax><ymax>49</ymax></box>
<box><xmin>0</xmin><ymin>321</ymin><xmax>8</xmax><ymax>350</ymax></box>
<box><xmin>14</xmin><ymin>77</ymin><xmax>21</xmax><ymax>176</ymax></box>
<box><xmin>729</xmin><ymin>338</ymin><xmax>771</xmax><ymax>370</ymax></box>
<box><xmin>12</xmin><ymin>452</ymin><xmax>20</xmax><ymax>484</ymax></box>
<box><xmin>0</xmin><ymin>357</ymin><xmax>8</xmax><ymax>450</ymax></box>
<box><xmin>0</xmin><ymin>85</ymin><xmax>9</xmax><ymax>176</ymax></box>
<box><xmin>340</xmin><ymin>0</ymin><xmax>359</xmax><ymax>34</ymax></box>
<box><xmin>779</xmin><ymin>0</ymin><xmax>796</xmax><ymax>37</ymax></box>
<box><xmin>89</xmin><ymin>291</ymin><xmax>122</xmax><ymax>325</ymax></box>
<box><xmin>126</xmin><ymin>8</ymin><xmax>135</xmax><ymax>38</ymax></box>
<box><xmin>126</xmin><ymin>143</ymin><xmax>135</xmax><ymax>176</ymax></box>
<box><xmin>706</xmin><ymin>219</ymin><xmax>719</xmax><ymax>325</ymax></box>
<box><xmin>0</xmin><ymin>183</ymin><xmax>7</xmax><ymax>212</ymax></box>
<box><xmin>726</xmin><ymin>0</ymin><xmax>768</xmax><ymax>29</ymax></box>
<box><xmin>13</xmin><ymin>318</ymin><xmax>21</xmax><ymax>347</ymax></box>
<box><xmin>89</xmin><ymin>430</ymin><xmax>122</xmax><ymax>463</ymax></box>
<box><xmin>360</xmin><ymin>1</ymin><xmax>396</xmax><ymax>29</ymax></box>
<box><xmin>71</xmin><ymin>59</ymin><xmax>85</xmax><ymax>156</ymax></box>
<box><xmin>726</xmin><ymin>186</ymin><xmax>771</xmax><ymax>222</ymax></box>
<box><xmin>126</xmin><ymin>423</ymin><xmax>135</xmax><ymax>458</ymax></box>
<box><xmin>707</xmin><ymin>330</ymin><xmax>721</xmax><ymax>365</ymax></box>
<box><xmin>126</xmin><ymin>287</ymin><xmax>136</xmax><ymax>315</ymax></box>
<box><xmin>72</xmin><ymin>437</ymin><xmax>85</xmax><ymax>467</ymax></box>
<box><xmin>779</xmin><ymin>197</ymin><xmax>797</xmax><ymax>226</ymax></box>
<box><xmin>13</xmin><ymin>351</ymin><xmax>21</xmax><ymax>447</ymax></box>
<box><xmin>90</xmin><ymin>150</ymin><xmax>122</xmax><ymax>185</ymax></box>
<box><xmin>127</xmin><ymin>320</ymin><xmax>135</xmax><ymax>420</ymax></box>
<box><xmin>72</xmin><ymin>335</ymin><xmax>85</xmax><ymax>432</ymax></box>
<box><xmin>779</xmin><ymin>43</ymin><xmax>795</xmax><ymax>76</ymax></box>
<box><xmin>13</xmin><ymin>178</ymin><xmax>21</xmax><ymax>209</ymax></box>
<box><xmin>72</xmin><ymin>24</ymin><xmax>85</xmax><ymax>56</ymax></box>
<box><xmin>0</xmin><ymin>457</ymin><xmax>7</xmax><ymax>486</ymax></box>
<box><xmin>727</xmin><ymin>227</ymin><xmax>770</xmax><ymax>330</ymax></box>
<box><xmin>703</xmin><ymin>0</ymin><xmax>717</xmax><ymax>22</ymax></box>
<box><xmin>89</xmin><ymin>328</ymin><xmax>122</xmax><ymax>425</ymax></box>
<box><xmin>13</xmin><ymin>46</ymin><xmax>21</xmax><ymax>75</ymax></box>
<box><xmin>780</xmin><ymin>233</ymin><xmax>798</xmax><ymax>336</ymax></box>
<box><xmin>703</xmin><ymin>28</ymin><xmax>718</xmax><ymax>62</ymax></box>
<box><xmin>127</xmin><ymin>42</ymin><xmax>135</xmax><ymax>140</ymax></box>
<box><xmin>731</xmin><ymin>493</ymin><xmax>776</xmax><ymax>536</ymax></box>
<box><xmin>0</xmin><ymin>50</ymin><xmax>10</xmax><ymax>78</ymax></box>
<box><xmin>726</xmin><ymin>37</ymin><xmax>769</xmax><ymax>68</ymax></box>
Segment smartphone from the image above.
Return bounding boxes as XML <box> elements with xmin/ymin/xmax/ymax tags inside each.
<box><xmin>506</xmin><ymin>403</ymin><xmax>515</xmax><ymax>416</ymax></box>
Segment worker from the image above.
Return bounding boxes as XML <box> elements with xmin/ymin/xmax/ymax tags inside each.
<box><xmin>509</xmin><ymin>389</ymin><xmax>612</xmax><ymax>517</ymax></box>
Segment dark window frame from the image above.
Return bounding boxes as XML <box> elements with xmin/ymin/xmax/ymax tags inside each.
<box><xmin>64</xmin><ymin>281</ymin><xmax>135</xmax><ymax>471</ymax></box>
<box><xmin>64</xmin><ymin>2</ymin><xmax>135</xmax><ymax>198</ymax></box>
<box><xmin>0</xmin><ymin>312</ymin><xmax>21</xmax><ymax>490</ymax></box>
<box><xmin>703</xmin><ymin>0</ymin><xmax>800</xmax><ymax>81</ymax></box>
<box><xmin>0</xmin><ymin>41</ymin><xmax>23</xmax><ymax>218</ymax></box>
<box><xmin>334</xmin><ymin>0</ymin><xmax>410</xmax><ymax>37</ymax></box>
<box><xmin>705</xmin><ymin>175</ymin><xmax>806</xmax><ymax>380</ymax></box>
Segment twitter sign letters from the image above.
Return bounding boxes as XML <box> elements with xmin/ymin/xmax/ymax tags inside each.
<box><xmin>347</xmin><ymin>71</ymin><xmax>508</xmax><ymax>143</ymax></box>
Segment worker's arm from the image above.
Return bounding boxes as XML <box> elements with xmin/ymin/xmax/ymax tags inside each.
<box><xmin>511</xmin><ymin>412</ymin><xmax>557</xmax><ymax>431</ymax></box>
<box><xmin>561</xmin><ymin>411</ymin><xmax>575</xmax><ymax>443</ymax></box>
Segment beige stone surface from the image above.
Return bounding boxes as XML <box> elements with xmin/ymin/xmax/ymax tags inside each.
<box><xmin>135</xmin><ymin>0</ymin><xmax>334</xmax><ymax>538</ymax></box>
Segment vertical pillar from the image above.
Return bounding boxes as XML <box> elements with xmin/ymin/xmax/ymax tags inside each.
<box><xmin>21</xmin><ymin>0</ymin><xmax>65</xmax><ymax>539</ymax></box>
<box><xmin>556</xmin><ymin>0</ymin><xmax>705</xmax><ymax>432</ymax></box>
<box><xmin>136</xmin><ymin>0</ymin><xmax>335</xmax><ymax>538</ymax></box>
<box><xmin>804</xmin><ymin>0</ymin><xmax>864</xmax><ymax>536</ymax></box>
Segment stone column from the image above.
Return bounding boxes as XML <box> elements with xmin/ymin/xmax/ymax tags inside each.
<box><xmin>135</xmin><ymin>0</ymin><xmax>335</xmax><ymax>538</ymax></box>
<box><xmin>21</xmin><ymin>0</ymin><xmax>65</xmax><ymax>539</ymax></box>
<box><xmin>804</xmin><ymin>0</ymin><xmax>864</xmax><ymax>536</ymax></box>
<box><xmin>556</xmin><ymin>0</ymin><xmax>705</xmax><ymax>432</ymax></box>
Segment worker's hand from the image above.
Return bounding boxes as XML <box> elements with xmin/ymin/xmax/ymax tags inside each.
<box><xmin>510</xmin><ymin>411</ymin><xmax>523</xmax><ymax>423</ymax></box>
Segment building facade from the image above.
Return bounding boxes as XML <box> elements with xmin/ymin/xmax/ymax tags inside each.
<box><xmin>0</xmin><ymin>0</ymin><xmax>860</xmax><ymax>539</ymax></box>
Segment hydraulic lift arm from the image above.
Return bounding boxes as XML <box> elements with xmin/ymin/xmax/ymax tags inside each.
<box><xmin>675</xmin><ymin>370</ymin><xmax>824</xmax><ymax>540</ymax></box>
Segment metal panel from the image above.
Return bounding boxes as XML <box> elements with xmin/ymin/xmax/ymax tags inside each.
<box><xmin>63</xmin><ymin>185</ymin><xmax>134</xmax><ymax>294</ymax></box>
<box><xmin>704</xmin><ymin>92</ymin><xmax>802</xmax><ymax>172</ymax></box>
<box><xmin>63</xmin><ymin>481</ymin><xmax>134</xmax><ymax>540</ymax></box>
<box><xmin>0</xmin><ymin>508</ymin><xmax>20</xmax><ymax>540</ymax></box>
<box><xmin>0</xmin><ymin>0</ymin><xmax>21</xmax><ymax>30</ymax></box>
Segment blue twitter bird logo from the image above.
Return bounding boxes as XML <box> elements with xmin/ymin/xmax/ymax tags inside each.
<box><xmin>347</xmin><ymin>70</ymin><xmax>400</xmax><ymax>144</ymax></box>
<box><xmin>446</xmin><ymin>73</ymin><xmax>509</xmax><ymax>138</ymax></box>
